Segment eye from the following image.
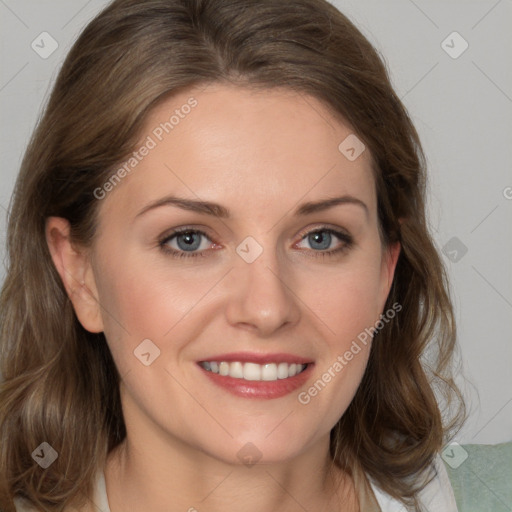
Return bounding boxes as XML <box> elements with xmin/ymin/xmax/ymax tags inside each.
<box><xmin>158</xmin><ymin>226</ymin><xmax>353</xmax><ymax>260</ymax></box>
<box><xmin>295</xmin><ymin>227</ymin><xmax>353</xmax><ymax>257</ymax></box>
<box><xmin>158</xmin><ymin>228</ymin><xmax>215</xmax><ymax>258</ymax></box>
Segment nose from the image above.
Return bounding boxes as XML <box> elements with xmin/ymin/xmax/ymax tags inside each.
<box><xmin>224</xmin><ymin>247</ymin><xmax>301</xmax><ymax>337</ymax></box>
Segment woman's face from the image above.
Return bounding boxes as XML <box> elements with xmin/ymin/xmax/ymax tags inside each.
<box><xmin>75</xmin><ymin>83</ymin><xmax>399</xmax><ymax>465</ymax></box>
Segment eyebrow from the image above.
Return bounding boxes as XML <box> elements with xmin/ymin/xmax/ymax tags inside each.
<box><xmin>134</xmin><ymin>194</ymin><xmax>368</xmax><ymax>220</ymax></box>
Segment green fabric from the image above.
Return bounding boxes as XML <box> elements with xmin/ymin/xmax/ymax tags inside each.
<box><xmin>443</xmin><ymin>442</ymin><xmax>512</xmax><ymax>512</ymax></box>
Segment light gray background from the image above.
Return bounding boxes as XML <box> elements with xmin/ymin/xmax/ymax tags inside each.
<box><xmin>0</xmin><ymin>0</ymin><xmax>511</xmax><ymax>445</ymax></box>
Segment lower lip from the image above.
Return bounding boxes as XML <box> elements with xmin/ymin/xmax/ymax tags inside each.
<box><xmin>198</xmin><ymin>364</ymin><xmax>314</xmax><ymax>399</ymax></box>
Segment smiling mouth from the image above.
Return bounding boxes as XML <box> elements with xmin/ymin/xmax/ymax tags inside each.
<box><xmin>198</xmin><ymin>361</ymin><xmax>309</xmax><ymax>381</ymax></box>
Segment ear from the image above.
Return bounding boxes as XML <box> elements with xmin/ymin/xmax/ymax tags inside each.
<box><xmin>377</xmin><ymin>239</ymin><xmax>401</xmax><ymax>314</ymax></box>
<box><xmin>45</xmin><ymin>217</ymin><xmax>104</xmax><ymax>333</ymax></box>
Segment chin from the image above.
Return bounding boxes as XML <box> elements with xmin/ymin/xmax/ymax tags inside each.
<box><xmin>199</xmin><ymin>430</ymin><xmax>318</xmax><ymax>468</ymax></box>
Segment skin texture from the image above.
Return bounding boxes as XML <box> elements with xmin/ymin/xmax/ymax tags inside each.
<box><xmin>46</xmin><ymin>83</ymin><xmax>400</xmax><ymax>512</ymax></box>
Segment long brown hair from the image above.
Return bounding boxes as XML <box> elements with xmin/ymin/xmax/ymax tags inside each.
<box><xmin>0</xmin><ymin>0</ymin><xmax>465</xmax><ymax>510</ymax></box>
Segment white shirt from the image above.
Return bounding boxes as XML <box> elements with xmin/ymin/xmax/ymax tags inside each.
<box><xmin>369</xmin><ymin>455</ymin><xmax>459</xmax><ymax>511</ymax></box>
<box><xmin>14</xmin><ymin>454</ymin><xmax>458</xmax><ymax>512</ymax></box>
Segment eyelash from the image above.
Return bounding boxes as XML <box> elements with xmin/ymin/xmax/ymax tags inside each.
<box><xmin>158</xmin><ymin>226</ymin><xmax>354</xmax><ymax>260</ymax></box>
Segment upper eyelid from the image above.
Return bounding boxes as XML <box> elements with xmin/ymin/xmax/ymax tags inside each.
<box><xmin>296</xmin><ymin>224</ymin><xmax>350</xmax><ymax>239</ymax></box>
<box><xmin>159</xmin><ymin>227</ymin><xmax>212</xmax><ymax>243</ymax></box>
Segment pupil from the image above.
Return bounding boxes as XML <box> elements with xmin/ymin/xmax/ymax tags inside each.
<box><xmin>177</xmin><ymin>232</ymin><xmax>200</xmax><ymax>251</ymax></box>
<box><xmin>310</xmin><ymin>231</ymin><xmax>331</xmax><ymax>250</ymax></box>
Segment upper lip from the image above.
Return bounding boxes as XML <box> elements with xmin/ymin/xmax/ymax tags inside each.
<box><xmin>198</xmin><ymin>352</ymin><xmax>313</xmax><ymax>365</ymax></box>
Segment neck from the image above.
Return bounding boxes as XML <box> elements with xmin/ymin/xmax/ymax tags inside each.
<box><xmin>104</xmin><ymin>433</ymin><xmax>358</xmax><ymax>512</ymax></box>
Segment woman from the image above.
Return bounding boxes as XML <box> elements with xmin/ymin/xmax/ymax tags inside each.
<box><xmin>0</xmin><ymin>0</ymin><xmax>465</xmax><ymax>510</ymax></box>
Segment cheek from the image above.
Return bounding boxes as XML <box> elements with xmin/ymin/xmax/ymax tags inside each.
<box><xmin>297</xmin><ymin>268</ymin><xmax>380</xmax><ymax>427</ymax></box>
<box><xmin>298</xmin><ymin>253</ymin><xmax>385</xmax><ymax>421</ymax></box>
<box><xmin>303</xmin><ymin>258</ymin><xmax>384</xmax><ymax>345</ymax></box>
<box><xmin>93</xmin><ymin>250</ymin><xmax>225</xmax><ymax>363</ymax></box>
<box><xmin>96</xmin><ymin>247</ymin><xmax>204</xmax><ymax>328</ymax></box>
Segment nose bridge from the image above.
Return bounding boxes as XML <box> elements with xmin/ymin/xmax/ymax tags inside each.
<box><xmin>225</xmin><ymin>236</ymin><xmax>300</xmax><ymax>335</ymax></box>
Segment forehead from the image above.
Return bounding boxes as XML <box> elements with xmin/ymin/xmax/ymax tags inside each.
<box><xmin>99</xmin><ymin>83</ymin><xmax>376</xmax><ymax>223</ymax></box>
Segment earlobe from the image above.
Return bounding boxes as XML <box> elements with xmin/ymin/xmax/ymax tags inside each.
<box><xmin>45</xmin><ymin>217</ymin><xmax>104</xmax><ymax>333</ymax></box>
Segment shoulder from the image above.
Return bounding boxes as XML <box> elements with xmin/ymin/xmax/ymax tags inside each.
<box><xmin>368</xmin><ymin>454</ymin><xmax>459</xmax><ymax>512</ymax></box>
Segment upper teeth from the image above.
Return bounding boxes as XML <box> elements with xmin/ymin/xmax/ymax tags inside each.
<box><xmin>200</xmin><ymin>361</ymin><xmax>307</xmax><ymax>381</ymax></box>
